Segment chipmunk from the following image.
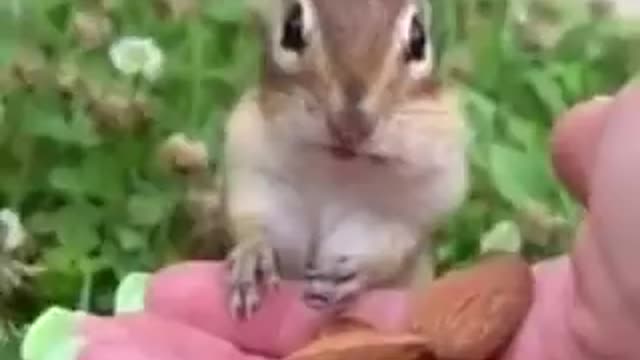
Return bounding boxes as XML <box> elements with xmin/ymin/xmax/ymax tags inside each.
<box><xmin>221</xmin><ymin>0</ymin><xmax>469</xmax><ymax>320</ymax></box>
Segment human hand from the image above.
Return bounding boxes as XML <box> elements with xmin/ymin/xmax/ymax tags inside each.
<box><xmin>23</xmin><ymin>85</ymin><xmax>640</xmax><ymax>360</ymax></box>
<box><xmin>502</xmin><ymin>84</ymin><xmax>640</xmax><ymax>359</ymax></box>
<box><xmin>22</xmin><ymin>262</ymin><xmax>412</xmax><ymax>360</ymax></box>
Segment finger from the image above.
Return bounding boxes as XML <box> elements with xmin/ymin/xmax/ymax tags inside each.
<box><xmin>340</xmin><ymin>289</ymin><xmax>413</xmax><ymax>333</ymax></box>
<box><xmin>80</xmin><ymin>342</ymin><xmax>171</xmax><ymax>360</ymax></box>
<box><xmin>528</xmin><ymin>86</ymin><xmax>640</xmax><ymax>360</ymax></box>
<box><xmin>144</xmin><ymin>261</ymin><xmax>334</xmax><ymax>357</ymax></box>
<box><xmin>80</xmin><ymin>314</ymin><xmax>271</xmax><ymax>360</ymax></box>
<box><xmin>550</xmin><ymin>96</ymin><xmax>611</xmax><ymax>205</ymax></box>
<box><xmin>588</xmin><ymin>85</ymin><xmax>640</xmax><ymax>315</ymax></box>
<box><xmin>20</xmin><ymin>306</ymin><xmax>270</xmax><ymax>360</ymax></box>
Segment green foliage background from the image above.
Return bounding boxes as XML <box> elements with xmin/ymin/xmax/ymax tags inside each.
<box><xmin>0</xmin><ymin>0</ymin><xmax>639</xmax><ymax>353</ymax></box>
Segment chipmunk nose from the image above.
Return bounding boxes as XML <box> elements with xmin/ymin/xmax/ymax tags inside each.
<box><xmin>327</xmin><ymin>107</ymin><xmax>374</xmax><ymax>149</ymax></box>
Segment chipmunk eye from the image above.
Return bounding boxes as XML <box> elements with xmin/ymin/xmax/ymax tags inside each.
<box><xmin>281</xmin><ymin>2</ymin><xmax>307</xmax><ymax>52</ymax></box>
<box><xmin>404</xmin><ymin>14</ymin><xmax>426</xmax><ymax>62</ymax></box>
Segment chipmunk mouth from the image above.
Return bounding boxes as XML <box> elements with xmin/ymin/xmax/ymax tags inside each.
<box><xmin>316</xmin><ymin>144</ymin><xmax>390</xmax><ymax>165</ymax></box>
<box><xmin>328</xmin><ymin>145</ymin><xmax>358</xmax><ymax>160</ymax></box>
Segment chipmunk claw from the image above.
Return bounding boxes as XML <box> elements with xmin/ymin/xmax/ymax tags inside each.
<box><xmin>302</xmin><ymin>255</ymin><xmax>366</xmax><ymax>310</ymax></box>
<box><xmin>227</xmin><ymin>242</ymin><xmax>280</xmax><ymax>320</ymax></box>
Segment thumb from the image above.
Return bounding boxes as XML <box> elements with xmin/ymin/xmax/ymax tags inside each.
<box><xmin>339</xmin><ymin>289</ymin><xmax>413</xmax><ymax>333</ymax></box>
<box><xmin>550</xmin><ymin>96</ymin><xmax>610</xmax><ymax>205</ymax></box>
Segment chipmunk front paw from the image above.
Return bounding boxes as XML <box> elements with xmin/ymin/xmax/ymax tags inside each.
<box><xmin>227</xmin><ymin>241</ymin><xmax>280</xmax><ymax>320</ymax></box>
<box><xmin>302</xmin><ymin>255</ymin><xmax>367</xmax><ymax>311</ymax></box>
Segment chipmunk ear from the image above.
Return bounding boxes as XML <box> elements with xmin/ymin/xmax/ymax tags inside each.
<box><xmin>249</xmin><ymin>0</ymin><xmax>319</xmax><ymax>73</ymax></box>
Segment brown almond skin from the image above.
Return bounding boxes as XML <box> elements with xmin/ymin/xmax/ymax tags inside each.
<box><xmin>317</xmin><ymin>318</ymin><xmax>375</xmax><ymax>337</ymax></box>
<box><xmin>285</xmin><ymin>329</ymin><xmax>430</xmax><ymax>360</ymax></box>
<box><xmin>410</xmin><ymin>253</ymin><xmax>533</xmax><ymax>360</ymax></box>
<box><xmin>283</xmin><ymin>253</ymin><xmax>532</xmax><ymax>360</ymax></box>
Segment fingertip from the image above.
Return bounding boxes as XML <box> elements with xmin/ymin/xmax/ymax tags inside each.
<box><xmin>608</xmin><ymin>82</ymin><xmax>640</xmax><ymax>113</ymax></box>
<box><xmin>144</xmin><ymin>261</ymin><xmax>240</xmax><ymax>342</ymax></box>
<box><xmin>340</xmin><ymin>289</ymin><xmax>413</xmax><ymax>333</ymax></box>
<box><xmin>21</xmin><ymin>307</ymin><xmax>86</xmax><ymax>360</ymax></box>
<box><xmin>143</xmin><ymin>260</ymin><xmax>333</xmax><ymax>357</ymax></box>
<box><xmin>114</xmin><ymin>272</ymin><xmax>151</xmax><ymax>314</ymax></box>
<box><xmin>550</xmin><ymin>96</ymin><xmax>610</xmax><ymax>205</ymax></box>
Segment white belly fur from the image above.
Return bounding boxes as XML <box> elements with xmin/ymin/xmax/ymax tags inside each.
<box><xmin>263</xmin><ymin>140</ymin><xmax>468</xmax><ymax>279</ymax></box>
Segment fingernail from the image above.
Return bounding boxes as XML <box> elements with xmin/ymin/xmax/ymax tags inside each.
<box><xmin>21</xmin><ymin>307</ymin><xmax>86</xmax><ymax>360</ymax></box>
<box><xmin>114</xmin><ymin>272</ymin><xmax>151</xmax><ymax>314</ymax></box>
<box><xmin>591</xmin><ymin>95</ymin><xmax>613</xmax><ymax>103</ymax></box>
<box><xmin>615</xmin><ymin>77</ymin><xmax>640</xmax><ymax>97</ymax></box>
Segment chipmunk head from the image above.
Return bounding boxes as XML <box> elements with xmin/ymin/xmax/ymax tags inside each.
<box><xmin>252</xmin><ymin>0</ymin><xmax>436</xmax><ymax>159</ymax></box>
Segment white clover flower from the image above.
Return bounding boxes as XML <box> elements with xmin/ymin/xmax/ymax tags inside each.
<box><xmin>606</xmin><ymin>0</ymin><xmax>640</xmax><ymax>19</ymax></box>
<box><xmin>109</xmin><ymin>36</ymin><xmax>165</xmax><ymax>81</ymax></box>
<box><xmin>158</xmin><ymin>132</ymin><xmax>209</xmax><ymax>174</ymax></box>
<box><xmin>0</xmin><ymin>209</ymin><xmax>27</xmax><ymax>252</ymax></box>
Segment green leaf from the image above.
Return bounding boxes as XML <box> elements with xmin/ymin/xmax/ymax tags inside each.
<box><xmin>49</xmin><ymin>153</ymin><xmax>124</xmax><ymax>200</ymax></box>
<box><xmin>552</xmin><ymin>62</ymin><xmax>584</xmax><ymax>101</ymax></box>
<box><xmin>0</xmin><ymin>173</ymin><xmax>22</xmax><ymax>199</ymax></box>
<box><xmin>116</xmin><ymin>227</ymin><xmax>147</xmax><ymax>251</ymax></box>
<box><xmin>26</xmin><ymin>212</ymin><xmax>59</xmax><ymax>234</ymax></box>
<box><xmin>0</xmin><ymin>102</ymin><xmax>5</xmax><ymax>124</ymax></box>
<box><xmin>0</xmin><ymin>11</ymin><xmax>19</xmax><ymax>67</ymax></box>
<box><xmin>480</xmin><ymin>220</ymin><xmax>523</xmax><ymax>254</ymax></box>
<box><xmin>127</xmin><ymin>194</ymin><xmax>174</xmax><ymax>227</ymax></box>
<box><xmin>507</xmin><ymin>116</ymin><xmax>537</xmax><ymax>150</ymax></box>
<box><xmin>19</xmin><ymin>108</ymin><xmax>70</xmax><ymax>143</ymax></box>
<box><xmin>66</xmin><ymin>108</ymin><xmax>101</xmax><ymax>147</ymax></box>
<box><xmin>114</xmin><ymin>273</ymin><xmax>150</xmax><ymax>314</ymax></box>
<box><xmin>464</xmin><ymin>88</ymin><xmax>497</xmax><ymax>140</ymax></box>
<box><xmin>525</xmin><ymin>69</ymin><xmax>568</xmax><ymax>117</ymax></box>
<box><xmin>41</xmin><ymin>247</ymin><xmax>74</xmax><ymax>272</ymax></box>
<box><xmin>19</xmin><ymin>100</ymin><xmax>101</xmax><ymax>147</ymax></box>
<box><xmin>463</xmin><ymin>89</ymin><xmax>498</xmax><ymax>167</ymax></box>
<box><xmin>58</xmin><ymin>202</ymin><xmax>103</xmax><ymax>226</ymax></box>
<box><xmin>49</xmin><ymin>167</ymin><xmax>84</xmax><ymax>194</ymax></box>
<box><xmin>56</xmin><ymin>220</ymin><xmax>101</xmax><ymax>257</ymax></box>
<box><xmin>0</xmin><ymin>335</ymin><xmax>20</xmax><ymax>360</ymax></box>
<box><xmin>488</xmin><ymin>143</ymin><xmax>551</xmax><ymax>208</ymax></box>
<box><xmin>80</xmin><ymin>151</ymin><xmax>125</xmax><ymax>201</ymax></box>
<box><xmin>206</xmin><ymin>0</ymin><xmax>248</xmax><ymax>22</ymax></box>
<box><xmin>19</xmin><ymin>307</ymin><xmax>83</xmax><ymax>360</ymax></box>
<box><xmin>206</xmin><ymin>29</ymin><xmax>260</xmax><ymax>89</ymax></box>
<box><xmin>29</xmin><ymin>203</ymin><xmax>103</xmax><ymax>238</ymax></box>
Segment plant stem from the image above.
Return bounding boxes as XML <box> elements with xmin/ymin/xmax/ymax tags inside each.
<box><xmin>77</xmin><ymin>266</ymin><xmax>93</xmax><ymax>312</ymax></box>
<box><xmin>188</xmin><ymin>20</ymin><xmax>204</xmax><ymax>131</ymax></box>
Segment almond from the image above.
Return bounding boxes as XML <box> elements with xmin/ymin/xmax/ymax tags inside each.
<box><xmin>317</xmin><ymin>318</ymin><xmax>374</xmax><ymax>337</ymax></box>
<box><xmin>285</xmin><ymin>328</ymin><xmax>430</xmax><ymax>360</ymax></box>
<box><xmin>410</xmin><ymin>253</ymin><xmax>533</xmax><ymax>360</ymax></box>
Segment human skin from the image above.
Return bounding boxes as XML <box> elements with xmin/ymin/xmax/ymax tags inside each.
<box><xmin>502</xmin><ymin>84</ymin><xmax>640</xmax><ymax>359</ymax></box>
<box><xmin>29</xmin><ymin>85</ymin><xmax>640</xmax><ymax>360</ymax></box>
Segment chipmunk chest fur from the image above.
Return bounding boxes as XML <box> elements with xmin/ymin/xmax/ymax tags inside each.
<box><xmin>223</xmin><ymin>0</ymin><xmax>470</xmax><ymax>318</ymax></box>
<box><xmin>225</xmin><ymin>88</ymin><xmax>468</xmax><ymax>278</ymax></box>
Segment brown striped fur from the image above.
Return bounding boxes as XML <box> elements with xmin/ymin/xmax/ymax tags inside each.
<box><xmin>222</xmin><ymin>0</ymin><xmax>468</xmax><ymax>319</ymax></box>
<box><xmin>310</xmin><ymin>0</ymin><xmax>409</xmax><ymax>90</ymax></box>
<box><xmin>256</xmin><ymin>0</ymin><xmax>433</xmax><ymax>125</ymax></box>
